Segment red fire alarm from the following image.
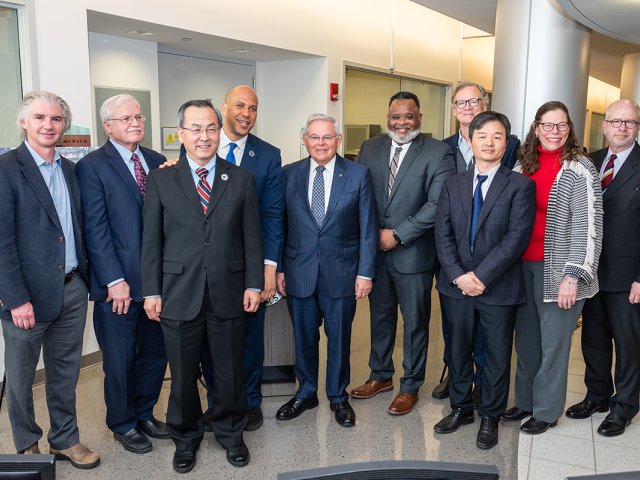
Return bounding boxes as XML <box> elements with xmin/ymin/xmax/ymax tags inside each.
<box><xmin>330</xmin><ymin>83</ymin><xmax>340</xmax><ymax>101</ymax></box>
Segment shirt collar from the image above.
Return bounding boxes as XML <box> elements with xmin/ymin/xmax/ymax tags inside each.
<box><xmin>391</xmin><ymin>139</ymin><xmax>412</xmax><ymax>151</ymax></box>
<box><xmin>187</xmin><ymin>154</ymin><xmax>217</xmax><ymax>174</ymax></box>
<box><xmin>219</xmin><ymin>128</ymin><xmax>248</xmax><ymax>151</ymax></box>
<box><xmin>310</xmin><ymin>155</ymin><xmax>336</xmax><ymax>175</ymax></box>
<box><xmin>607</xmin><ymin>143</ymin><xmax>635</xmax><ymax>163</ymax></box>
<box><xmin>25</xmin><ymin>140</ymin><xmax>61</xmax><ymax>167</ymax></box>
<box><xmin>109</xmin><ymin>138</ymin><xmax>142</xmax><ymax>163</ymax></box>
<box><xmin>458</xmin><ymin>130</ymin><xmax>470</xmax><ymax>149</ymax></box>
<box><xmin>474</xmin><ymin>162</ymin><xmax>501</xmax><ymax>183</ymax></box>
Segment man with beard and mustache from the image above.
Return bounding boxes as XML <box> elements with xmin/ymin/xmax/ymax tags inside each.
<box><xmin>350</xmin><ymin>91</ymin><xmax>455</xmax><ymax>415</ymax></box>
<box><xmin>76</xmin><ymin>95</ymin><xmax>169</xmax><ymax>454</ymax></box>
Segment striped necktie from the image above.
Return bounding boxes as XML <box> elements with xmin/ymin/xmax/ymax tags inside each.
<box><xmin>601</xmin><ymin>154</ymin><xmax>616</xmax><ymax>193</ymax></box>
<box><xmin>195</xmin><ymin>167</ymin><xmax>211</xmax><ymax>213</ymax></box>
<box><xmin>388</xmin><ymin>146</ymin><xmax>402</xmax><ymax>198</ymax></box>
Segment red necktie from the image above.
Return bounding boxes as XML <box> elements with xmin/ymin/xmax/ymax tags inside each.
<box><xmin>132</xmin><ymin>153</ymin><xmax>147</xmax><ymax>199</ymax></box>
<box><xmin>601</xmin><ymin>154</ymin><xmax>616</xmax><ymax>193</ymax></box>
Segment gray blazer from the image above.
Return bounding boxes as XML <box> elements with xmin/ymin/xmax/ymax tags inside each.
<box><xmin>355</xmin><ymin>133</ymin><xmax>455</xmax><ymax>273</ymax></box>
<box><xmin>0</xmin><ymin>143</ymin><xmax>89</xmax><ymax>321</ymax></box>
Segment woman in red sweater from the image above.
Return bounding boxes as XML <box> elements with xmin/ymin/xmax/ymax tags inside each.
<box><xmin>501</xmin><ymin>101</ymin><xmax>603</xmax><ymax>434</ymax></box>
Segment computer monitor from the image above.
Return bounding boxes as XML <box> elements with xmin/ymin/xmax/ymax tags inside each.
<box><xmin>0</xmin><ymin>454</ymin><xmax>55</xmax><ymax>479</ymax></box>
<box><xmin>278</xmin><ymin>460</ymin><xmax>499</xmax><ymax>479</ymax></box>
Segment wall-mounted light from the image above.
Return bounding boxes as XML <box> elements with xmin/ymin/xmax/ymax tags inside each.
<box><xmin>126</xmin><ymin>30</ymin><xmax>154</xmax><ymax>36</ymax></box>
<box><xmin>182</xmin><ymin>38</ymin><xmax>192</xmax><ymax>41</ymax></box>
<box><xmin>232</xmin><ymin>49</ymin><xmax>254</xmax><ymax>54</ymax></box>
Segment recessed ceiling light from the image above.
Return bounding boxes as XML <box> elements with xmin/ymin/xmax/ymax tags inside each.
<box><xmin>232</xmin><ymin>49</ymin><xmax>253</xmax><ymax>54</ymax></box>
<box><xmin>127</xmin><ymin>30</ymin><xmax>154</xmax><ymax>36</ymax></box>
<box><xmin>182</xmin><ymin>38</ymin><xmax>192</xmax><ymax>41</ymax></box>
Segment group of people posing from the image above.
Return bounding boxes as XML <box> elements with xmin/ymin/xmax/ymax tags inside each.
<box><xmin>0</xmin><ymin>81</ymin><xmax>638</xmax><ymax>474</ymax></box>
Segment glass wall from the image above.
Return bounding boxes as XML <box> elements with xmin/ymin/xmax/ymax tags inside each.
<box><xmin>344</xmin><ymin>68</ymin><xmax>447</xmax><ymax>157</ymax></box>
<box><xmin>588</xmin><ymin>112</ymin><xmax>607</xmax><ymax>154</ymax></box>
<box><xmin>0</xmin><ymin>6</ymin><xmax>22</xmax><ymax>149</ymax></box>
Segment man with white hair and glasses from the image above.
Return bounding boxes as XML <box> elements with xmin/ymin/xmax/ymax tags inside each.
<box><xmin>76</xmin><ymin>94</ymin><xmax>169</xmax><ymax>454</ymax></box>
<box><xmin>0</xmin><ymin>91</ymin><xmax>99</xmax><ymax>468</ymax></box>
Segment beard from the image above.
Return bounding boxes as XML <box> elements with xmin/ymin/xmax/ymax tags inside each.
<box><xmin>387</xmin><ymin>125</ymin><xmax>421</xmax><ymax>144</ymax></box>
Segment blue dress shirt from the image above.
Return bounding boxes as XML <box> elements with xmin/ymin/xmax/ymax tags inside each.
<box><xmin>109</xmin><ymin>139</ymin><xmax>150</xmax><ymax>175</ymax></box>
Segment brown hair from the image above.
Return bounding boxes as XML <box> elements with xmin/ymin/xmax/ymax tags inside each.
<box><xmin>517</xmin><ymin>101</ymin><xmax>585</xmax><ymax>175</ymax></box>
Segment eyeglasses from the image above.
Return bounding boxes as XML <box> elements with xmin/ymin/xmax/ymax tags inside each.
<box><xmin>107</xmin><ymin>114</ymin><xmax>146</xmax><ymax>124</ymax></box>
<box><xmin>389</xmin><ymin>114</ymin><xmax>418</xmax><ymax>122</ymax></box>
<box><xmin>538</xmin><ymin>122</ymin><xmax>570</xmax><ymax>132</ymax></box>
<box><xmin>453</xmin><ymin>98</ymin><xmax>482</xmax><ymax>109</ymax></box>
<box><xmin>181</xmin><ymin>125</ymin><xmax>220</xmax><ymax>136</ymax></box>
<box><xmin>605</xmin><ymin>119</ymin><xmax>640</xmax><ymax>129</ymax></box>
<box><xmin>307</xmin><ymin>134</ymin><xmax>337</xmax><ymax>144</ymax></box>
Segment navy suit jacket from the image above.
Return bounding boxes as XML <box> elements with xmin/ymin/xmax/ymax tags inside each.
<box><xmin>443</xmin><ymin>132</ymin><xmax>521</xmax><ymax>171</ymax></box>
<box><xmin>76</xmin><ymin>141</ymin><xmax>166</xmax><ymax>302</ymax></box>
<box><xmin>435</xmin><ymin>164</ymin><xmax>536</xmax><ymax>305</ymax></box>
<box><xmin>180</xmin><ymin>133</ymin><xmax>283</xmax><ymax>264</ymax></box>
<box><xmin>279</xmin><ymin>155</ymin><xmax>379</xmax><ymax>299</ymax></box>
<box><xmin>0</xmin><ymin>143</ymin><xmax>89</xmax><ymax>321</ymax></box>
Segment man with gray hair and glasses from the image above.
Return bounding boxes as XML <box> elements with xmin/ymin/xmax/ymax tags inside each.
<box><xmin>0</xmin><ymin>91</ymin><xmax>99</xmax><ymax>468</ymax></box>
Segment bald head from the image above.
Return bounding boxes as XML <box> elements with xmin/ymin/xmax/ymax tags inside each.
<box><xmin>605</xmin><ymin>99</ymin><xmax>640</xmax><ymax>122</ymax></box>
<box><xmin>221</xmin><ymin>85</ymin><xmax>258</xmax><ymax>141</ymax></box>
<box><xmin>602</xmin><ymin>99</ymin><xmax>640</xmax><ymax>153</ymax></box>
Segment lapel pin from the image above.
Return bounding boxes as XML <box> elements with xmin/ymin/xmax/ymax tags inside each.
<box><xmin>249</xmin><ymin>150</ymin><xmax>255</xmax><ymax>157</ymax></box>
<box><xmin>221</xmin><ymin>174</ymin><xmax>228</xmax><ymax>181</ymax></box>
<box><xmin>340</xmin><ymin>174</ymin><xmax>343</xmax><ymax>177</ymax></box>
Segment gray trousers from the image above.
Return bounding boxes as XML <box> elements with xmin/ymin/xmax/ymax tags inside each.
<box><xmin>514</xmin><ymin>260</ymin><xmax>584</xmax><ymax>423</ymax></box>
<box><xmin>2</xmin><ymin>274</ymin><xmax>88</xmax><ymax>452</ymax></box>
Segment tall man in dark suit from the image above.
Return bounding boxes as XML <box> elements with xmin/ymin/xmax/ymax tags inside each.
<box><xmin>76</xmin><ymin>94</ymin><xmax>169</xmax><ymax>454</ymax></box>
<box><xmin>350</xmin><ymin>91</ymin><xmax>455</xmax><ymax>415</ymax></box>
<box><xmin>434</xmin><ymin>111</ymin><xmax>535</xmax><ymax>449</ymax></box>
<box><xmin>0</xmin><ymin>91</ymin><xmax>99</xmax><ymax>468</ymax></box>
<box><xmin>276</xmin><ymin>114</ymin><xmax>378</xmax><ymax>427</ymax></box>
<box><xmin>434</xmin><ymin>81</ymin><xmax>522</xmax><ymax>403</ymax></box>
<box><xmin>566</xmin><ymin>99</ymin><xmax>640</xmax><ymax>437</ymax></box>
<box><xmin>142</xmin><ymin>100</ymin><xmax>263</xmax><ymax>472</ymax></box>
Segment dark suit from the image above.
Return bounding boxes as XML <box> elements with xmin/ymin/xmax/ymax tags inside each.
<box><xmin>0</xmin><ymin>143</ymin><xmax>89</xmax><ymax>452</ymax></box>
<box><xmin>582</xmin><ymin>143</ymin><xmax>640</xmax><ymax>420</ymax></box>
<box><xmin>280</xmin><ymin>155</ymin><xmax>377</xmax><ymax>402</ymax></box>
<box><xmin>355</xmin><ymin>134</ymin><xmax>455</xmax><ymax>394</ymax></box>
<box><xmin>435</xmin><ymin>165</ymin><xmax>535</xmax><ymax>421</ymax></box>
<box><xmin>141</xmin><ymin>155</ymin><xmax>263</xmax><ymax>451</ymax></box>
<box><xmin>76</xmin><ymin>140</ymin><xmax>168</xmax><ymax>434</ymax></box>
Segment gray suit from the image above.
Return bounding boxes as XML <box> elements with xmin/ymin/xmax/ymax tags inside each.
<box><xmin>0</xmin><ymin>143</ymin><xmax>89</xmax><ymax>452</ymax></box>
<box><xmin>356</xmin><ymin>133</ymin><xmax>455</xmax><ymax>394</ymax></box>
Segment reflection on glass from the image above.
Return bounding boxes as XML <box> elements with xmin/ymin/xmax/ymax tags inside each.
<box><xmin>589</xmin><ymin>112</ymin><xmax>607</xmax><ymax>154</ymax></box>
<box><xmin>0</xmin><ymin>7</ymin><xmax>22</xmax><ymax>149</ymax></box>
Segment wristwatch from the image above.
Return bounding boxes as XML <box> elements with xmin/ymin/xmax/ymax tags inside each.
<box><xmin>392</xmin><ymin>229</ymin><xmax>401</xmax><ymax>243</ymax></box>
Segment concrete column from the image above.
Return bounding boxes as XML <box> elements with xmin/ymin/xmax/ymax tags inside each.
<box><xmin>492</xmin><ymin>0</ymin><xmax>591</xmax><ymax>142</ymax></box>
<box><xmin>621</xmin><ymin>53</ymin><xmax>640</xmax><ymax>105</ymax></box>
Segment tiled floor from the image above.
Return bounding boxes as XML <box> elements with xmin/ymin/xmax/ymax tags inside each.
<box><xmin>0</xmin><ymin>287</ymin><xmax>522</xmax><ymax>479</ymax></box>
<box><xmin>517</xmin><ymin>326</ymin><xmax>640</xmax><ymax>479</ymax></box>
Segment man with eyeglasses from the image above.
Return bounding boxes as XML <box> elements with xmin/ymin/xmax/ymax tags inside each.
<box><xmin>76</xmin><ymin>94</ymin><xmax>170</xmax><ymax>455</ymax></box>
<box><xmin>350</xmin><ymin>91</ymin><xmax>455</xmax><ymax>416</ymax></box>
<box><xmin>432</xmin><ymin>82</ymin><xmax>521</xmax><ymax>405</ymax></box>
<box><xmin>141</xmin><ymin>99</ymin><xmax>262</xmax><ymax>471</ymax></box>
<box><xmin>566</xmin><ymin>99</ymin><xmax>640</xmax><ymax>437</ymax></box>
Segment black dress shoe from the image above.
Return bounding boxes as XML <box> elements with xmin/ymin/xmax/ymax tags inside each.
<box><xmin>226</xmin><ymin>442</ymin><xmax>250</xmax><ymax>467</ymax></box>
<box><xmin>173</xmin><ymin>450</ymin><xmax>196</xmax><ymax>473</ymax></box>
<box><xmin>501</xmin><ymin>407</ymin><xmax>532</xmax><ymax>421</ymax></box>
<box><xmin>432</xmin><ymin>376</ymin><xmax>449</xmax><ymax>400</ymax></box>
<box><xmin>276</xmin><ymin>396</ymin><xmax>319</xmax><ymax>421</ymax></box>
<box><xmin>245</xmin><ymin>406</ymin><xmax>263</xmax><ymax>431</ymax></box>
<box><xmin>520</xmin><ymin>417</ymin><xmax>558</xmax><ymax>435</ymax></box>
<box><xmin>566</xmin><ymin>399</ymin><xmax>609</xmax><ymax>419</ymax></box>
<box><xmin>330</xmin><ymin>401</ymin><xmax>356</xmax><ymax>427</ymax></box>
<box><xmin>477</xmin><ymin>416</ymin><xmax>499</xmax><ymax>449</ymax></box>
<box><xmin>203</xmin><ymin>408</ymin><xmax>213</xmax><ymax>433</ymax></box>
<box><xmin>597</xmin><ymin>413</ymin><xmax>630</xmax><ymax>437</ymax></box>
<box><xmin>113</xmin><ymin>427</ymin><xmax>152</xmax><ymax>454</ymax></box>
<box><xmin>434</xmin><ymin>408</ymin><xmax>475</xmax><ymax>433</ymax></box>
<box><xmin>138</xmin><ymin>418</ymin><xmax>171</xmax><ymax>439</ymax></box>
<box><xmin>472</xmin><ymin>384</ymin><xmax>482</xmax><ymax>409</ymax></box>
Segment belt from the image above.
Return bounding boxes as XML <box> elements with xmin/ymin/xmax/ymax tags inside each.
<box><xmin>64</xmin><ymin>270</ymin><xmax>76</xmax><ymax>284</ymax></box>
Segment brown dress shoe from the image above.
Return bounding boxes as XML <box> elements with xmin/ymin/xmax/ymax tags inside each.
<box><xmin>350</xmin><ymin>380</ymin><xmax>393</xmax><ymax>399</ymax></box>
<box><xmin>21</xmin><ymin>442</ymin><xmax>41</xmax><ymax>454</ymax></box>
<box><xmin>388</xmin><ymin>391</ymin><xmax>419</xmax><ymax>415</ymax></box>
<box><xmin>50</xmin><ymin>443</ymin><xmax>100</xmax><ymax>470</ymax></box>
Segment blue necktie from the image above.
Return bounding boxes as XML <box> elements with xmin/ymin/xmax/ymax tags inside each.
<box><xmin>226</xmin><ymin>142</ymin><xmax>237</xmax><ymax>164</ymax></box>
<box><xmin>311</xmin><ymin>166</ymin><xmax>326</xmax><ymax>228</ymax></box>
<box><xmin>470</xmin><ymin>174</ymin><xmax>488</xmax><ymax>249</ymax></box>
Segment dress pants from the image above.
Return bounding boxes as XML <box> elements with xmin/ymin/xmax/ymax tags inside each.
<box><xmin>582</xmin><ymin>291</ymin><xmax>640</xmax><ymax>420</ymax></box>
<box><xmin>2</xmin><ymin>274</ymin><xmax>88</xmax><ymax>452</ymax></box>
<box><xmin>441</xmin><ymin>294</ymin><xmax>517</xmax><ymax>423</ymax></box>
<box><xmin>287</xmin><ymin>273</ymin><xmax>356</xmax><ymax>403</ymax></box>
<box><xmin>202</xmin><ymin>302</ymin><xmax>266</xmax><ymax>409</ymax></box>
<box><xmin>514</xmin><ymin>260</ymin><xmax>585</xmax><ymax>423</ymax></box>
<box><xmin>368</xmin><ymin>253</ymin><xmax>432</xmax><ymax>395</ymax></box>
<box><xmin>93</xmin><ymin>299</ymin><xmax>167</xmax><ymax>434</ymax></box>
<box><xmin>160</xmin><ymin>285</ymin><xmax>248</xmax><ymax>451</ymax></box>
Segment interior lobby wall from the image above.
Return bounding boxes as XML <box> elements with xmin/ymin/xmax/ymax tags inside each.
<box><xmin>461</xmin><ymin>36</ymin><xmax>495</xmax><ymax>91</ymax></box>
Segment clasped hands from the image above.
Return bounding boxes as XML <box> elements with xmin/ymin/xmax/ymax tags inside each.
<box><xmin>455</xmin><ymin>272</ymin><xmax>485</xmax><ymax>297</ymax></box>
<box><xmin>379</xmin><ymin>229</ymin><xmax>399</xmax><ymax>252</ymax></box>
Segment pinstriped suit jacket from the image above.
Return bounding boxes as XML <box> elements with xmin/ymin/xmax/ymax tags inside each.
<box><xmin>280</xmin><ymin>155</ymin><xmax>379</xmax><ymax>299</ymax></box>
<box><xmin>435</xmin><ymin>164</ymin><xmax>536</xmax><ymax>306</ymax></box>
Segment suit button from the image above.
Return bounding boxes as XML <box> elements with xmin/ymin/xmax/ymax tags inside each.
<box><xmin>468</xmin><ymin>261</ymin><xmax>472</xmax><ymax>265</ymax></box>
<box><xmin>317</xmin><ymin>253</ymin><xmax>319</xmax><ymax>257</ymax></box>
<box><xmin>205</xmin><ymin>219</ymin><xmax>210</xmax><ymax>223</ymax></box>
<box><xmin>59</xmin><ymin>266</ymin><xmax>64</xmax><ymax>271</ymax></box>
<box><xmin>201</xmin><ymin>266</ymin><xmax>206</xmax><ymax>271</ymax></box>
<box><xmin>318</xmin><ymin>234</ymin><xmax>322</xmax><ymax>238</ymax></box>
<box><xmin>385</xmin><ymin>216</ymin><xmax>390</xmax><ymax>219</ymax></box>
<box><xmin>205</xmin><ymin>242</ymin><xmax>210</xmax><ymax>247</ymax></box>
<box><xmin>59</xmin><ymin>237</ymin><xmax>64</xmax><ymax>242</ymax></box>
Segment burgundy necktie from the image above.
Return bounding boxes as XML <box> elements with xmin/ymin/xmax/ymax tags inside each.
<box><xmin>601</xmin><ymin>154</ymin><xmax>616</xmax><ymax>193</ymax></box>
<box><xmin>132</xmin><ymin>153</ymin><xmax>147</xmax><ymax>199</ymax></box>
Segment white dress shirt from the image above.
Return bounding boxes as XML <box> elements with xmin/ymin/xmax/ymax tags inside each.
<box><xmin>598</xmin><ymin>143</ymin><xmax>635</xmax><ymax>179</ymax></box>
<box><xmin>218</xmin><ymin>129</ymin><xmax>248</xmax><ymax>166</ymax></box>
<box><xmin>458</xmin><ymin>131</ymin><xmax>474</xmax><ymax>168</ymax></box>
<box><xmin>472</xmin><ymin>163</ymin><xmax>501</xmax><ymax>200</ymax></box>
<box><xmin>308</xmin><ymin>156</ymin><xmax>336</xmax><ymax>212</ymax></box>
<box><xmin>389</xmin><ymin>140</ymin><xmax>412</xmax><ymax>170</ymax></box>
<box><xmin>109</xmin><ymin>139</ymin><xmax>149</xmax><ymax>175</ymax></box>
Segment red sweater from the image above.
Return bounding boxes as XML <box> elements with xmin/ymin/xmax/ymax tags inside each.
<box><xmin>522</xmin><ymin>146</ymin><xmax>563</xmax><ymax>261</ymax></box>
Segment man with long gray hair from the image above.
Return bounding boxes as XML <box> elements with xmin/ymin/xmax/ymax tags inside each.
<box><xmin>0</xmin><ymin>91</ymin><xmax>99</xmax><ymax>468</ymax></box>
